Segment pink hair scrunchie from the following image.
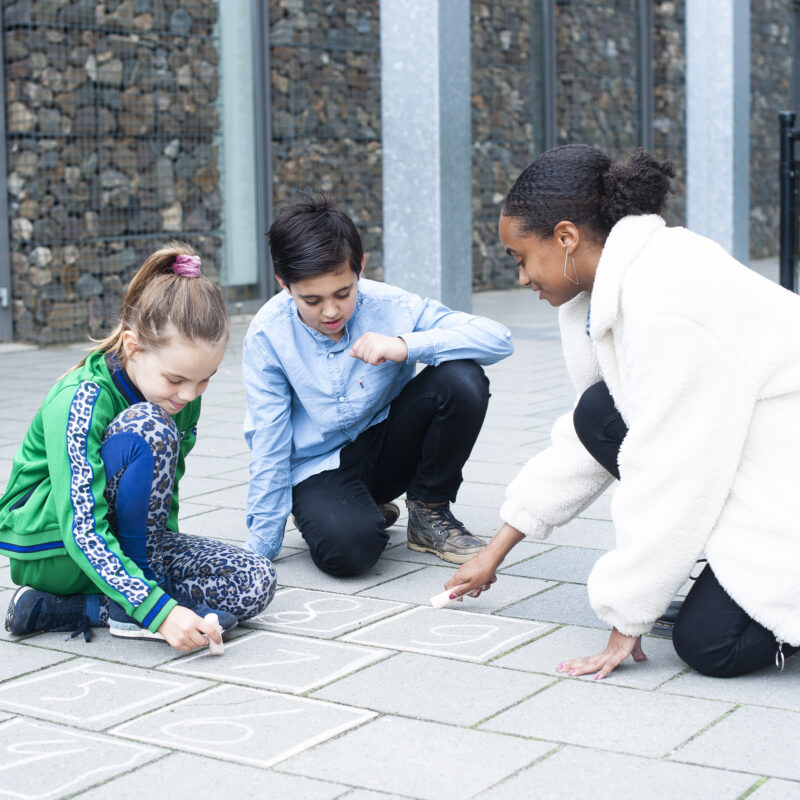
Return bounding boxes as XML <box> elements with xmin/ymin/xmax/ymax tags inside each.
<box><xmin>173</xmin><ymin>254</ymin><xmax>202</xmax><ymax>277</ymax></box>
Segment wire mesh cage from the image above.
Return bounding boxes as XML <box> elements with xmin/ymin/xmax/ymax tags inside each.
<box><xmin>269</xmin><ymin>0</ymin><xmax>383</xmax><ymax>279</ymax></box>
<box><xmin>3</xmin><ymin>0</ymin><xmax>222</xmax><ymax>344</ymax></box>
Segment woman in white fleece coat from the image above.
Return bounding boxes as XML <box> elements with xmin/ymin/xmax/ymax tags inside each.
<box><xmin>446</xmin><ymin>144</ymin><xmax>800</xmax><ymax>679</ymax></box>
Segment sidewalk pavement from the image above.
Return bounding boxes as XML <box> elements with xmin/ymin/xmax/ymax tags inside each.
<box><xmin>0</xmin><ymin>286</ymin><xmax>797</xmax><ymax>800</ymax></box>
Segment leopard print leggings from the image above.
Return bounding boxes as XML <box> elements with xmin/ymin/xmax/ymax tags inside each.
<box><xmin>102</xmin><ymin>402</ymin><xmax>276</xmax><ymax>620</ymax></box>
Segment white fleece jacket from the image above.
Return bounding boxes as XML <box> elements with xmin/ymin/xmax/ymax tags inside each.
<box><xmin>501</xmin><ymin>214</ymin><xmax>800</xmax><ymax>644</ymax></box>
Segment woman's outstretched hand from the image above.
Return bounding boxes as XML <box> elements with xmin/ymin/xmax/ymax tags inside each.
<box><xmin>445</xmin><ymin>550</ymin><xmax>499</xmax><ymax>600</ymax></box>
<box><xmin>556</xmin><ymin>628</ymin><xmax>646</xmax><ymax>680</ymax></box>
<box><xmin>443</xmin><ymin>522</ymin><xmax>526</xmax><ymax>601</ymax></box>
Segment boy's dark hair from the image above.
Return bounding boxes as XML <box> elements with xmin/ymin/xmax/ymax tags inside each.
<box><xmin>268</xmin><ymin>192</ymin><xmax>364</xmax><ymax>285</ymax></box>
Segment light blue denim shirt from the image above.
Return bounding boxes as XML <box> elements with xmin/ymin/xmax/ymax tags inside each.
<box><xmin>242</xmin><ymin>278</ymin><xmax>514</xmax><ymax>558</ymax></box>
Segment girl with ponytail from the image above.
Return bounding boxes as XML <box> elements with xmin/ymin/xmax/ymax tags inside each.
<box><xmin>1</xmin><ymin>243</ymin><xmax>276</xmax><ymax>650</ymax></box>
<box><xmin>444</xmin><ymin>144</ymin><xmax>800</xmax><ymax>680</ymax></box>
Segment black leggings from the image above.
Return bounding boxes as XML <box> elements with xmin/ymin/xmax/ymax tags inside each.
<box><xmin>573</xmin><ymin>380</ymin><xmax>797</xmax><ymax>678</ymax></box>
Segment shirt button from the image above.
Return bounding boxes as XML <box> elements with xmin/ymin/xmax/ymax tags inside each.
<box><xmin>328</xmin><ymin>352</ymin><xmax>334</xmax><ymax>359</ymax></box>
<box><xmin>338</xmin><ymin>396</ymin><xmax>345</xmax><ymax>402</ymax></box>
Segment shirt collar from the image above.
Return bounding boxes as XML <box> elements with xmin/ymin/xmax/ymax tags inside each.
<box><xmin>105</xmin><ymin>352</ymin><xmax>145</xmax><ymax>404</ymax></box>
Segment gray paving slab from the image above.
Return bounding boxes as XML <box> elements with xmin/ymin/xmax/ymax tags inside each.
<box><xmin>163</xmin><ymin>630</ymin><xmax>394</xmax><ymax>693</ymax></box>
<box><xmin>541</xmin><ymin>515</ymin><xmax>617</xmax><ymax>549</ymax></box>
<box><xmin>0</xmin><ymin>296</ymin><xmax>792</xmax><ymax>794</ymax></box>
<box><xmin>190</xmin><ymin>435</ymin><xmax>251</xmax><ymax>458</ymax></box>
<box><xmin>176</xmin><ymin>505</ymin><xmax>251</xmax><ymax>542</ymax></box>
<box><xmin>0</xmin><ymin>657</ymin><xmax>210</xmax><ymax>730</ymax></box>
<box><xmin>76</xmin><ymin>751</ymin><xmax>348</xmax><ymax>800</ymax></box>
<box><xmin>480</xmin><ymin>744</ymin><xmax>758</xmax><ymax>800</ymax></box>
<box><xmin>659</xmin><ymin>654</ymin><xmax>800</xmax><ymax>710</ymax></box>
<box><xmin>356</xmin><ymin>563</ymin><xmax>555</xmax><ymax>613</ymax></box>
<box><xmin>467</xmin><ymin>440</ymin><xmax>531</xmax><ymax>465</ymax></box>
<box><xmin>0</xmin><ymin>717</ymin><xmax>164</xmax><ymax>799</ymax></box>
<box><xmin>311</xmin><ymin>651</ymin><xmax>554</xmax><ymax>726</ymax></box>
<box><xmin>178</xmin><ymin>474</ymin><xmax>241</xmax><ymax>500</ymax></box>
<box><xmin>181</xmin><ymin>481</ymin><xmax>250</xmax><ymax>509</ymax></box>
<box><xmin>343</xmin><ymin>606</ymin><xmax>552</xmax><ymax>661</ymax></box>
<box><xmin>491</xmin><ymin>625</ymin><xmax>688</xmax><ymax>690</ymax></box>
<box><xmin>274</xmin><ymin>551</ymin><xmax>424</xmax><ymax>594</ymax></box>
<box><xmin>749</xmin><ymin>779</ymin><xmax>800</xmax><ymax>799</ymax></box>
<box><xmin>480</xmin><ymin>679</ymin><xmax>732</xmax><ymax>758</ymax></box>
<box><xmin>0</xmin><ymin>640</ymin><xmax>72</xmax><ymax>681</ymax></box>
<box><xmin>671</xmin><ymin>705</ymin><xmax>800</xmax><ymax>780</ymax></box>
<box><xmin>244</xmin><ymin>587</ymin><xmax>408</xmax><ymax>638</ymax></box>
<box><xmin>111</xmin><ymin>684</ymin><xmax>376</xmax><ymax>768</ymax></box>
<box><xmin>462</xmin><ymin>456</ymin><xmax>532</xmax><ymax>482</ymax></box>
<box><xmin>577</xmin><ymin>489</ymin><xmax>614</xmax><ymax>521</ymax></box>
<box><xmin>0</xmin><ymin>561</ymin><xmax>12</xmax><ymax>589</ymax></box>
<box><xmin>493</xmin><ymin>539</ymin><xmax>558</xmax><ymax>566</ymax></box>
<box><xmin>20</xmin><ymin>626</ymin><xmax>197</xmax><ymax>668</ymax></box>
<box><xmin>500</xmin><ymin>545</ymin><xmax>604</xmax><ymax>583</ymax></box>
<box><xmin>447</xmin><ymin>500</ymin><xmax>506</xmax><ymax>534</ymax></box>
<box><xmin>279</xmin><ymin>715</ymin><xmax>556</xmax><ymax>800</ymax></box>
<box><xmin>498</xmin><ymin>581</ymin><xmax>608</xmax><ymax>628</ymax></box>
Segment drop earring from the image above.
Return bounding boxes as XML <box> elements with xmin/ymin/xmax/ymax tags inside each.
<box><xmin>563</xmin><ymin>249</ymin><xmax>580</xmax><ymax>285</ymax></box>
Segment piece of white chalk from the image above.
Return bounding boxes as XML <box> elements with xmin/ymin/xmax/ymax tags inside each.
<box><xmin>204</xmin><ymin>613</ymin><xmax>224</xmax><ymax>655</ymax></box>
<box><xmin>430</xmin><ymin>585</ymin><xmax>465</xmax><ymax>609</ymax></box>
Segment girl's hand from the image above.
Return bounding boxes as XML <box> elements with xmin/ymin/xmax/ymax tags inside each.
<box><xmin>158</xmin><ymin>606</ymin><xmax>222</xmax><ymax>652</ymax></box>
<box><xmin>350</xmin><ymin>333</ymin><xmax>408</xmax><ymax>365</ymax></box>
<box><xmin>555</xmin><ymin>628</ymin><xmax>646</xmax><ymax>680</ymax></box>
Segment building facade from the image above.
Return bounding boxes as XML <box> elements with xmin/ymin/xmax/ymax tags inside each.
<box><xmin>0</xmin><ymin>0</ymin><xmax>797</xmax><ymax>343</ymax></box>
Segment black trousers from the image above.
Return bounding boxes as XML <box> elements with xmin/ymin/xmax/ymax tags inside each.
<box><xmin>292</xmin><ymin>360</ymin><xmax>490</xmax><ymax>578</ymax></box>
<box><xmin>573</xmin><ymin>380</ymin><xmax>797</xmax><ymax>678</ymax></box>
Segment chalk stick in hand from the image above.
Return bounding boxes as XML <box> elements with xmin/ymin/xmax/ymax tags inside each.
<box><xmin>204</xmin><ymin>613</ymin><xmax>224</xmax><ymax>655</ymax></box>
<box><xmin>430</xmin><ymin>585</ymin><xmax>465</xmax><ymax>609</ymax></box>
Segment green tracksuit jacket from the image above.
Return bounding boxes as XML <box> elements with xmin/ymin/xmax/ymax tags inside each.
<box><xmin>0</xmin><ymin>350</ymin><xmax>201</xmax><ymax>632</ymax></box>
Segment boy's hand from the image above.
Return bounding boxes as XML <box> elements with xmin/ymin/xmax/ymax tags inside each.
<box><xmin>350</xmin><ymin>333</ymin><xmax>408</xmax><ymax>365</ymax></box>
<box><xmin>158</xmin><ymin>606</ymin><xmax>222</xmax><ymax>652</ymax></box>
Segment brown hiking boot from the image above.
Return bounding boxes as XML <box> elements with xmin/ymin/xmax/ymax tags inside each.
<box><xmin>405</xmin><ymin>500</ymin><xmax>484</xmax><ymax>564</ymax></box>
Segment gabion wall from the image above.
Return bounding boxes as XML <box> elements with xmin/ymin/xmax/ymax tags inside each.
<box><xmin>652</xmin><ymin>0</ymin><xmax>686</xmax><ymax>226</ymax></box>
<box><xmin>269</xmin><ymin>0</ymin><xmax>383</xmax><ymax>280</ymax></box>
<box><xmin>471</xmin><ymin>0</ymin><xmax>536</xmax><ymax>290</ymax></box>
<box><xmin>3</xmin><ymin>0</ymin><xmax>222</xmax><ymax>344</ymax></box>
<box><xmin>2</xmin><ymin>0</ymin><xmax>795</xmax><ymax>342</ymax></box>
<box><xmin>750</xmin><ymin>0</ymin><xmax>793</xmax><ymax>260</ymax></box>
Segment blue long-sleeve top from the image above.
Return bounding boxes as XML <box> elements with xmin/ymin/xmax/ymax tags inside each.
<box><xmin>242</xmin><ymin>277</ymin><xmax>514</xmax><ymax>558</ymax></box>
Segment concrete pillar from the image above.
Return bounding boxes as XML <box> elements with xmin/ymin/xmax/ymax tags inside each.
<box><xmin>380</xmin><ymin>0</ymin><xmax>472</xmax><ymax>311</ymax></box>
<box><xmin>686</xmin><ymin>0</ymin><xmax>750</xmax><ymax>263</ymax></box>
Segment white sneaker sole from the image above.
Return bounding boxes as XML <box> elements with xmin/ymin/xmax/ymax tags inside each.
<box><xmin>108</xmin><ymin>624</ymin><xmax>165</xmax><ymax>641</ymax></box>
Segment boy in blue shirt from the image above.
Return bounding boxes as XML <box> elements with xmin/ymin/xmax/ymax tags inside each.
<box><xmin>243</xmin><ymin>193</ymin><xmax>514</xmax><ymax>576</ymax></box>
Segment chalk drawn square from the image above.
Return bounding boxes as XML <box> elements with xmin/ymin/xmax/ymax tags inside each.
<box><xmin>0</xmin><ymin>717</ymin><xmax>163</xmax><ymax>800</ymax></box>
<box><xmin>342</xmin><ymin>606</ymin><xmax>552</xmax><ymax>661</ymax></box>
<box><xmin>164</xmin><ymin>631</ymin><xmax>393</xmax><ymax>693</ymax></box>
<box><xmin>110</xmin><ymin>684</ymin><xmax>377</xmax><ymax>768</ymax></box>
<box><xmin>0</xmin><ymin>658</ymin><xmax>209</xmax><ymax>730</ymax></box>
<box><xmin>243</xmin><ymin>588</ymin><xmax>408</xmax><ymax>638</ymax></box>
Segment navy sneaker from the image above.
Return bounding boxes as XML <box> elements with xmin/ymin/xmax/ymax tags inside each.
<box><xmin>5</xmin><ymin>586</ymin><xmax>88</xmax><ymax>635</ymax></box>
<box><xmin>107</xmin><ymin>600</ymin><xmax>165</xmax><ymax>641</ymax></box>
